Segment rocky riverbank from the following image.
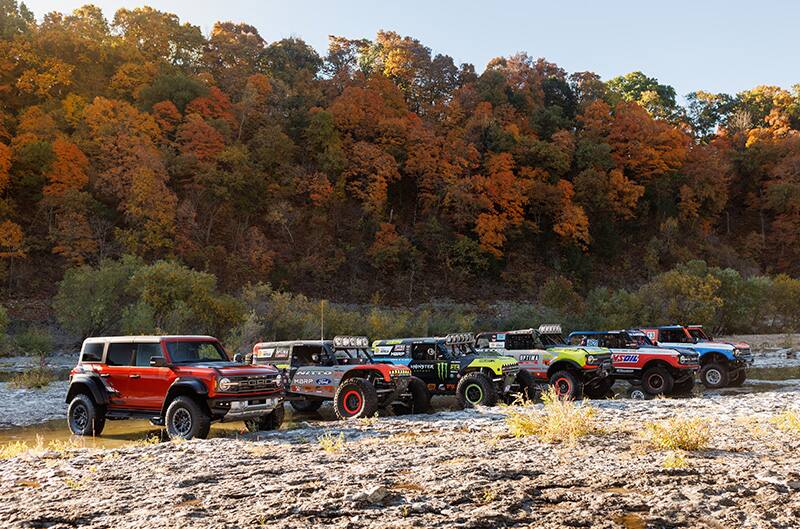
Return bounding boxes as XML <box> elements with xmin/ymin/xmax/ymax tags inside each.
<box><xmin>0</xmin><ymin>389</ymin><xmax>798</xmax><ymax>529</ymax></box>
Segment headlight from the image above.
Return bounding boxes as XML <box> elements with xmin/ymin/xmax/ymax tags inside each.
<box><xmin>586</xmin><ymin>355</ymin><xmax>596</xmax><ymax>364</ymax></box>
<box><xmin>733</xmin><ymin>348</ymin><xmax>741</xmax><ymax>357</ymax></box>
<box><xmin>217</xmin><ymin>377</ymin><xmax>235</xmax><ymax>392</ymax></box>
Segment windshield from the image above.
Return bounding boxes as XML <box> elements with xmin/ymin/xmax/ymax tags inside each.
<box><xmin>166</xmin><ymin>341</ymin><xmax>228</xmax><ymax>363</ymax></box>
<box><xmin>688</xmin><ymin>328</ymin><xmax>709</xmax><ymax>340</ymax></box>
<box><xmin>629</xmin><ymin>333</ymin><xmax>654</xmax><ymax>346</ymax></box>
<box><xmin>539</xmin><ymin>333</ymin><xmax>567</xmax><ymax>347</ymax></box>
<box><xmin>332</xmin><ymin>347</ymin><xmax>372</xmax><ymax>365</ymax></box>
<box><xmin>443</xmin><ymin>343</ymin><xmax>477</xmax><ymax>357</ymax></box>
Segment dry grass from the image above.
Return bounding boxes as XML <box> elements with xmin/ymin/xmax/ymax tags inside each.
<box><xmin>771</xmin><ymin>410</ymin><xmax>800</xmax><ymax>434</ymax></box>
<box><xmin>0</xmin><ymin>435</ymin><xmax>84</xmax><ymax>459</ymax></box>
<box><xmin>642</xmin><ymin>417</ymin><xmax>710</xmax><ymax>451</ymax></box>
<box><xmin>662</xmin><ymin>451</ymin><xmax>689</xmax><ymax>469</ymax></box>
<box><xmin>505</xmin><ymin>387</ymin><xmax>599</xmax><ymax>444</ymax></box>
<box><xmin>7</xmin><ymin>368</ymin><xmax>57</xmax><ymax>389</ymax></box>
<box><xmin>318</xmin><ymin>432</ymin><xmax>345</xmax><ymax>453</ymax></box>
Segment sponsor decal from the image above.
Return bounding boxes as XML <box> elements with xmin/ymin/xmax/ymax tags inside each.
<box><xmin>520</xmin><ymin>354</ymin><xmax>540</xmax><ymax>362</ymax></box>
<box><xmin>612</xmin><ymin>353</ymin><xmax>640</xmax><ymax>363</ymax></box>
<box><xmin>436</xmin><ymin>362</ymin><xmax>450</xmax><ymax>380</ymax></box>
<box><xmin>315</xmin><ymin>378</ymin><xmax>332</xmax><ymax>385</ymax></box>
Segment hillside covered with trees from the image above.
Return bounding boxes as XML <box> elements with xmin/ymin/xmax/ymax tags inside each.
<box><xmin>2</xmin><ymin>2</ymin><xmax>800</xmax><ymax>339</ymax></box>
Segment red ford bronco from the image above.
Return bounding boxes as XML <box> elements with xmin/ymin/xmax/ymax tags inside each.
<box><xmin>66</xmin><ymin>336</ymin><xmax>285</xmax><ymax>440</ymax></box>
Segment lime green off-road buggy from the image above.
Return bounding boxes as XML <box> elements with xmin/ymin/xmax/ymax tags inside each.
<box><xmin>372</xmin><ymin>333</ymin><xmax>531</xmax><ymax>408</ymax></box>
<box><xmin>475</xmin><ymin>324</ymin><xmax>613</xmax><ymax>400</ymax></box>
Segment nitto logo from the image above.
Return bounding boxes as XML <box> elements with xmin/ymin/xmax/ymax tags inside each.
<box><xmin>612</xmin><ymin>353</ymin><xmax>639</xmax><ymax>363</ymax></box>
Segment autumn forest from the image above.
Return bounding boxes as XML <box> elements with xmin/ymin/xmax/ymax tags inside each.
<box><xmin>2</xmin><ymin>2</ymin><xmax>800</xmax><ymax>333</ymax></box>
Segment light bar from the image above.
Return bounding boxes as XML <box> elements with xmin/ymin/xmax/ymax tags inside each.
<box><xmin>445</xmin><ymin>333</ymin><xmax>474</xmax><ymax>345</ymax></box>
<box><xmin>537</xmin><ymin>324</ymin><xmax>562</xmax><ymax>335</ymax></box>
<box><xmin>333</xmin><ymin>335</ymin><xmax>369</xmax><ymax>348</ymax></box>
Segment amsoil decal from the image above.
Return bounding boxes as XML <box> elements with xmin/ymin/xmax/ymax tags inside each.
<box><xmin>612</xmin><ymin>353</ymin><xmax>640</xmax><ymax>363</ymax></box>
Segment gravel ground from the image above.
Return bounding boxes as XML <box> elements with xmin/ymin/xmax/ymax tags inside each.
<box><xmin>0</xmin><ymin>389</ymin><xmax>798</xmax><ymax>529</ymax></box>
<box><xmin>0</xmin><ymin>381</ymin><xmax>68</xmax><ymax>429</ymax></box>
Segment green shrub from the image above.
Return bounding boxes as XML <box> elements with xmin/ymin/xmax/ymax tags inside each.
<box><xmin>8</xmin><ymin>368</ymin><xmax>57</xmax><ymax>389</ymax></box>
<box><xmin>53</xmin><ymin>255</ymin><xmax>143</xmax><ymax>337</ymax></box>
<box><xmin>14</xmin><ymin>327</ymin><xmax>54</xmax><ymax>367</ymax></box>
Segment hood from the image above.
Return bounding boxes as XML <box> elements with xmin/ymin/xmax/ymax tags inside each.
<box><xmin>178</xmin><ymin>362</ymin><xmax>279</xmax><ymax>376</ymax></box>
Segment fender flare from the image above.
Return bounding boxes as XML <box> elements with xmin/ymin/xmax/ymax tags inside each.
<box><xmin>161</xmin><ymin>377</ymin><xmax>209</xmax><ymax>416</ymax></box>
<box><xmin>66</xmin><ymin>374</ymin><xmax>109</xmax><ymax>406</ymax></box>
<box><xmin>546</xmin><ymin>359</ymin><xmax>583</xmax><ymax>378</ymax></box>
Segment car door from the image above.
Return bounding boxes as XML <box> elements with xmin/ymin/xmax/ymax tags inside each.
<box><xmin>410</xmin><ymin>343</ymin><xmax>438</xmax><ymax>387</ymax></box>
<box><xmin>125</xmin><ymin>342</ymin><xmax>173</xmax><ymax>410</ymax></box>
<box><xmin>102</xmin><ymin>341</ymin><xmax>137</xmax><ymax>407</ymax></box>
<box><xmin>506</xmin><ymin>333</ymin><xmax>547</xmax><ymax>379</ymax></box>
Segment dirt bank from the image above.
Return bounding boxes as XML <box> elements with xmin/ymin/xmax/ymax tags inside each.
<box><xmin>0</xmin><ymin>389</ymin><xmax>798</xmax><ymax>529</ymax></box>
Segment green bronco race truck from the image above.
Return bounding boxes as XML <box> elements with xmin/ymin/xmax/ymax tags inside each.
<box><xmin>371</xmin><ymin>333</ymin><xmax>530</xmax><ymax>407</ymax></box>
<box><xmin>475</xmin><ymin>324</ymin><xmax>613</xmax><ymax>400</ymax></box>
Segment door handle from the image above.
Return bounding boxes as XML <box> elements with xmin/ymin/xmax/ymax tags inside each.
<box><xmin>99</xmin><ymin>373</ymin><xmax>110</xmax><ymax>378</ymax></box>
<box><xmin>129</xmin><ymin>374</ymin><xmax>141</xmax><ymax>379</ymax></box>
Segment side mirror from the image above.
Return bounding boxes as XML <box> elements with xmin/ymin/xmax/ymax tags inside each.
<box><xmin>150</xmin><ymin>356</ymin><xmax>168</xmax><ymax>367</ymax></box>
<box><xmin>233</xmin><ymin>353</ymin><xmax>244</xmax><ymax>363</ymax></box>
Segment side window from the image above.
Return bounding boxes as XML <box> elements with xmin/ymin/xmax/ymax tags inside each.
<box><xmin>412</xmin><ymin>344</ymin><xmax>436</xmax><ymax>361</ymax></box>
<box><xmin>106</xmin><ymin>343</ymin><xmax>135</xmax><ymax>366</ymax></box>
<box><xmin>569</xmin><ymin>335</ymin><xmax>584</xmax><ymax>346</ymax></box>
<box><xmin>292</xmin><ymin>345</ymin><xmax>324</xmax><ymax>367</ymax></box>
<box><xmin>506</xmin><ymin>334</ymin><xmax>535</xmax><ymax>350</ymax></box>
<box><xmin>81</xmin><ymin>342</ymin><xmax>104</xmax><ymax>363</ymax></box>
<box><xmin>135</xmin><ymin>343</ymin><xmax>163</xmax><ymax>367</ymax></box>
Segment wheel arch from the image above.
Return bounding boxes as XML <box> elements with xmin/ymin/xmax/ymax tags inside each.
<box><xmin>546</xmin><ymin>360</ymin><xmax>582</xmax><ymax>379</ymax></box>
<box><xmin>161</xmin><ymin>378</ymin><xmax>209</xmax><ymax>417</ymax></box>
<box><xmin>66</xmin><ymin>375</ymin><xmax>109</xmax><ymax>406</ymax></box>
<box><xmin>699</xmin><ymin>351</ymin><xmax>729</xmax><ymax>366</ymax></box>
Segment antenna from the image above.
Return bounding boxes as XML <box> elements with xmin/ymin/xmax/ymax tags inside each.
<box><xmin>320</xmin><ymin>299</ymin><xmax>325</xmax><ymax>340</ymax></box>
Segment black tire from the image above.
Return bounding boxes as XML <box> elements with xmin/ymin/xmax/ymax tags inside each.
<box><xmin>548</xmin><ymin>370</ymin><xmax>583</xmax><ymax>400</ymax></box>
<box><xmin>512</xmin><ymin>370</ymin><xmax>538</xmax><ymax>402</ymax></box>
<box><xmin>67</xmin><ymin>393</ymin><xmax>105</xmax><ymax>436</ymax></box>
<box><xmin>456</xmin><ymin>372</ymin><xmax>497</xmax><ymax>408</ymax></box>
<box><xmin>670</xmin><ymin>377</ymin><xmax>695</xmax><ymax>396</ymax></box>
<box><xmin>393</xmin><ymin>376</ymin><xmax>431</xmax><ymax>415</ymax></box>
<box><xmin>245</xmin><ymin>404</ymin><xmax>285</xmax><ymax>432</ymax></box>
<box><xmin>334</xmin><ymin>378</ymin><xmax>379</xmax><ymax>419</ymax></box>
<box><xmin>583</xmin><ymin>377</ymin><xmax>615</xmax><ymax>399</ymax></box>
<box><xmin>729</xmin><ymin>370</ymin><xmax>746</xmax><ymax>387</ymax></box>
<box><xmin>699</xmin><ymin>362</ymin><xmax>729</xmax><ymax>389</ymax></box>
<box><xmin>165</xmin><ymin>396</ymin><xmax>211</xmax><ymax>440</ymax></box>
<box><xmin>290</xmin><ymin>398</ymin><xmax>323</xmax><ymax>412</ymax></box>
<box><xmin>642</xmin><ymin>366</ymin><xmax>674</xmax><ymax>395</ymax></box>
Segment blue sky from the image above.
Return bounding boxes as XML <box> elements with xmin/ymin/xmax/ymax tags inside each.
<box><xmin>24</xmin><ymin>0</ymin><xmax>799</xmax><ymax>98</ymax></box>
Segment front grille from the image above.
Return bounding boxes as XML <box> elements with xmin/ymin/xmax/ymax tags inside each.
<box><xmin>390</xmin><ymin>369</ymin><xmax>411</xmax><ymax>378</ymax></box>
<box><xmin>227</xmin><ymin>375</ymin><xmax>279</xmax><ymax>393</ymax></box>
<box><xmin>502</xmin><ymin>364</ymin><xmax>519</xmax><ymax>375</ymax></box>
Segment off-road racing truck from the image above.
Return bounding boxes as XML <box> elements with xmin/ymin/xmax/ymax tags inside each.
<box><xmin>371</xmin><ymin>333</ymin><xmax>524</xmax><ymax>408</ymax></box>
<box><xmin>66</xmin><ymin>336</ymin><xmax>285</xmax><ymax>440</ymax></box>
<box><xmin>249</xmin><ymin>336</ymin><xmax>424</xmax><ymax>419</ymax></box>
<box><xmin>567</xmin><ymin>329</ymin><xmax>700</xmax><ymax>397</ymax></box>
<box><xmin>475</xmin><ymin>324</ymin><xmax>613</xmax><ymax>400</ymax></box>
<box><xmin>640</xmin><ymin>325</ymin><xmax>753</xmax><ymax>389</ymax></box>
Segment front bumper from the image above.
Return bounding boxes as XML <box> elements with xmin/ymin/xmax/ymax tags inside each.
<box><xmin>209</xmin><ymin>396</ymin><xmax>283</xmax><ymax>421</ymax></box>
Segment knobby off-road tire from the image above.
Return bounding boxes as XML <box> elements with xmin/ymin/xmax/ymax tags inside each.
<box><xmin>456</xmin><ymin>372</ymin><xmax>498</xmax><ymax>408</ymax></box>
<box><xmin>548</xmin><ymin>370</ymin><xmax>584</xmax><ymax>400</ymax></box>
<box><xmin>393</xmin><ymin>376</ymin><xmax>432</xmax><ymax>415</ymax></box>
<box><xmin>165</xmin><ymin>396</ymin><xmax>211</xmax><ymax>440</ymax></box>
<box><xmin>245</xmin><ymin>404</ymin><xmax>285</xmax><ymax>432</ymax></box>
<box><xmin>583</xmin><ymin>377</ymin><xmax>615</xmax><ymax>399</ymax></box>
<box><xmin>334</xmin><ymin>378</ymin><xmax>379</xmax><ymax>419</ymax></box>
<box><xmin>67</xmin><ymin>393</ymin><xmax>106</xmax><ymax>436</ymax></box>
<box><xmin>728</xmin><ymin>370</ymin><xmax>747</xmax><ymax>387</ymax></box>
<box><xmin>642</xmin><ymin>367</ymin><xmax>674</xmax><ymax>395</ymax></box>
<box><xmin>510</xmin><ymin>369</ymin><xmax>538</xmax><ymax>403</ymax></box>
<box><xmin>290</xmin><ymin>398</ymin><xmax>323</xmax><ymax>412</ymax></box>
<box><xmin>699</xmin><ymin>362</ymin><xmax>729</xmax><ymax>389</ymax></box>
